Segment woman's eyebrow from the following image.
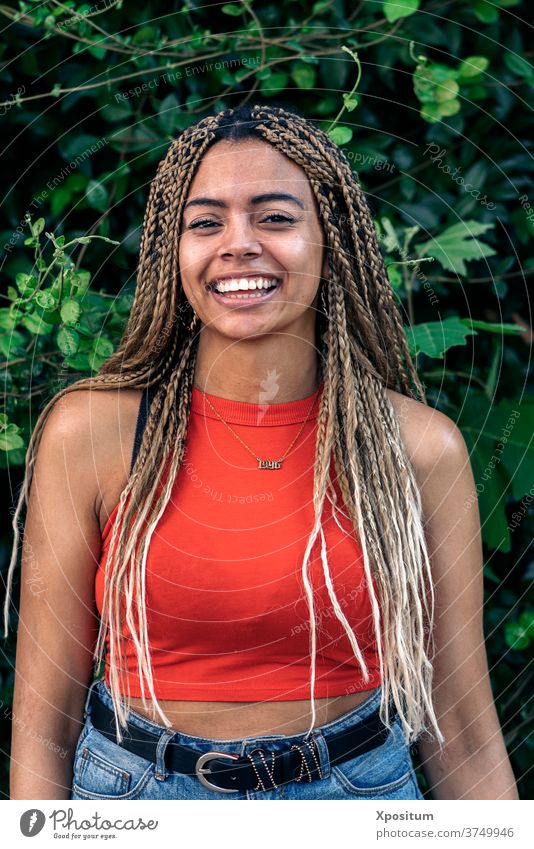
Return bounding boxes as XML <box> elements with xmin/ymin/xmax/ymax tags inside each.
<box><xmin>183</xmin><ymin>192</ymin><xmax>306</xmax><ymax>211</ymax></box>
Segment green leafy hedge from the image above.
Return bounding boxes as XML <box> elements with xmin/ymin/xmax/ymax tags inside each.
<box><xmin>1</xmin><ymin>0</ymin><xmax>532</xmax><ymax>799</ymax></box>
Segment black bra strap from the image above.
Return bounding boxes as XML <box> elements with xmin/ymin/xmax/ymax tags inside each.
<box><xmin>130</xmin><ymin>385</ymin><xmax>158</xmax><ymax>474</ymax></box>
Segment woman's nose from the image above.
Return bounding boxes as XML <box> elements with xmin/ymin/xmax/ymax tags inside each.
<box><xmin>217</xmin><ymin>214</ymin><xmax>262</xmax><ymax>258</ymax></box>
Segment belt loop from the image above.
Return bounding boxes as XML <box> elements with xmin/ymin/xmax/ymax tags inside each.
<box><xmin>83</xmin><ymin>677</ymin><xmax>101</xmax><ymax>720</ymax></box>
<box><xmin>154</xmin><ymin>729</ymin><xmax>176</xmax><ymax>781</ymax></box>
<box><xmin>310</xmin><ymin>731</ymin><xmax>331</xmax><ymax>780</ymax></box>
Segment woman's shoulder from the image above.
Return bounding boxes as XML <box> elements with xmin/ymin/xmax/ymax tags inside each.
<box><xmin>43</xmin><ymin>386</ymin><xmax>145</xmax><ymax>535</ymax></box>
<box><xmin>384</xmin><ymin>387</ymin><xmax>468</xmax><ymax>475</ymax></box>
<box><xmin>45</xmin><ymin>385</ymin><xmax>144</xmax><ymax>442</ymax></box>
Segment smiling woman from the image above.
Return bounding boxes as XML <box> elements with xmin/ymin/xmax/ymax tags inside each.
<box><xmin>178</xmin><ymin>137</ymin><xmax>329</xmax><ymax>399</ymax></box>
<box><xmin>6</xmin><ymin>103</ymin><xmax>517</xmax><ymax>801</ymax></box>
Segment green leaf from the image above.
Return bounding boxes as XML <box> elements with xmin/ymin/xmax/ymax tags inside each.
<box><xmin>85</xmin><ymin>179</ymin><xmax>109</xmax><ymax>213</ymax></box>
<box><xmin>50</xmin><ymin>187</ymin><xmax>72</xmax><ymax>217</ymax></box>
<box><xmin>60</xmin><ymin>299</ymin><xmax>82</xmax><ymax>326</ymax></box>
<box><xmin>383</xmin><ymin>0</ymin><xmax>420</xmax><ymax>23</ymax></box>
<box><xmin>437</xmin><ymin>98</ymin><xmax>461</xmax><ymax>117</ymax></box>
<box><xmin>234</xmin><ymin>66</ymin><xmax>251</xmax><ymax>83</ymax></box>
<box><xmin>71</xmin><ymin>270</ymin><xmax>91</xmax><ymax>296</ymax></box>
<box><xmin>0</xmin><ymin>422</ymin><xmax>25</xmax><ymax>452</ymax></box>
<box><xmin>0</xmin><ymin>308</ymin><xmax>16</xmax><ymax>332</ymax></box>
<box><xmin>16</xmin><ymin>273</ymin><xmax>37</xmax><ymax>296</ymax></box>
<box><xmin>460</xmin><ymin>319</ymin><xmax>526</xmax><ymax>336</ymax></box>
<box><xmin>63</xmin><ymin>352</ymin><xmax>90</xmax><ymax>370</ymax></box>
<box><xmin>35</xmin><ymin>291</ymin><xmax>57</xmax><ymax>311</ymax></box>
<box><xmin>93</xmin><ymin>337</ymin><xmax>114</xmax><ymax>358</ymax></box>
<box><xmin>504</xmin><ymin>623</ymin><xmax>529</xmax><ymax>650</ymax></box>
<box><xmin>21</xmin><ymin>312</ymin><xmax>50</xmax><ymax>335</ymax></box>
<box><xmin>520</xmin><ymin>610</ymin><xmax>534</xmax><ymax>638</ymax></box>
<box><xmin>504</xmin><ymin>52</ymin><xmax>534</xmax><ymax>82</ymax></box>
<box><xmin>420</xmin><ymin>102</ymin><xmax>443</xmax><ymax>123</ymax></box>
<box><xmin>100</xmin><ymin>100</ymin><xmax>134</xmax><ymax>122</ymax></box>
<box><xmin>473</xmin><ymin>0</ymin><xmax>499</xmax><ymax>22</ymax></box>
<box><xmin>434</xmin><ymin>77</ymin><xmax>459</xmax><ymax>103</ymax></box>
<box><xmin>57</xmin><ymin>326</ymin><xmax>80</xmax><ymax>356</ymax></box>
<box><xmin>292</xmin><ymin>63</ymin><xmax>316</xmax><ymax>89</ymax></box>
<box><xmin>259</xmin><ymin>72</ymin><xmax>289</xmax><ymax>96</ymax></box>
<box><xmin>458</xmin><ymin>56</ymin><xmax>489</xmax><ymax>79</ymax></box>
<box><xmin>0</xmin><ymin>330</ymin><xmax>26</xmax><ymax>358</ymax></box>
<box><xmin>416</xmin><ymin>220</ymin><xmax>496</xmax><ymax>275</ymax></box>
<box><xmin>405</xmin><ymin>316</ymin><xmax>477</xmax><ymax>359</ymax></box>
<box><xmin>31</xmin><ymin>217</ymin><xmax>45</xmax><ymax>237</ymax></box>
<box><xmin>221</xmin><ymin>3</ymin><xmax>243</xmax><ymax>15</ymax></box>
<box><xmin>328</xmin><ymin>126</ymin><xmax>353</xmax><ymax>145</ymax></box>
<box><xmin>414</xmin><ymin>63</ymin><xmax>459</xmax><ymax>105</ymax></box>
<box><xmin>87</xmin><ymin>44</ymin><xmax>107</xmax><ymax>60</ymax></box>
<box><xmin>157</xmin><ymin>94</ymin><xmax>184</xmax><ymax>135</ymax></box>
<box><xmin>342</xmin><ymin>92</ymin><xmax>359</xmax><ymax>111</ymax></box>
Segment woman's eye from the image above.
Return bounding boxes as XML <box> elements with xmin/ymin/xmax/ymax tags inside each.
<box><xmin>187</xmin><ymin>213</ymin><xmax>296</xmax><ymax>230</ymax></box>
<box><xmin>188</xmin><ymin>218</ymin><xmax>219</xmax><ymax>230</ymax></box>
<box><xmin>261</xmin><ymin>213</ymin><xmax>295</xmax><ymax>224</ymax></box>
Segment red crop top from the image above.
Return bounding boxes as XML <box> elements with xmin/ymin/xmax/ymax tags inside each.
<box><xmin>95</xmin><ymin>382</ymin><xmax>382</xmax><ymax>700</ymax></box>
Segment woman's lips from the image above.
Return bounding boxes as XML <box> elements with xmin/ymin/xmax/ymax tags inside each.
<box><xmin>208</xmin><ymin>282</ymin><xmax>281</xmax><ymax>307</ymax></box>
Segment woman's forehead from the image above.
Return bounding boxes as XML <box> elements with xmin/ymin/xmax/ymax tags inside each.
<box><xmin>187</xmin><ymin>139</ymin><xmax>313</xmax><ymax>198</ymax></box>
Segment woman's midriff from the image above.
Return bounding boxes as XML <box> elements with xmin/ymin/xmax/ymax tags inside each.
<box><xmin>124</xmin><ymin>689</ymin><xmax>379</xmax><ymax>739</ymax></box>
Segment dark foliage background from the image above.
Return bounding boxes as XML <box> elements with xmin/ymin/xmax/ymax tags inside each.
<box><xmin>0</xmin><ymin>0</ymin><xmax>532</xmax><ymax>799</ymax></box>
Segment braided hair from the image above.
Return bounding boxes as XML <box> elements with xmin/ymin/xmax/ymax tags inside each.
<box><xmin>4</xmin><ymin>103</ymin><xmax>442</xmax><ymax>745</ymax></box>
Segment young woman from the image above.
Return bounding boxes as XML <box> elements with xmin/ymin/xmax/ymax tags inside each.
<box><xmin>6</xmin><ymin>104</ymin><xmax>518</xmax><ymax>800</ymax></box>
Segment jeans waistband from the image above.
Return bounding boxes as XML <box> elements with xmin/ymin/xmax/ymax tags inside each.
<box><xmin>85</xmin><ymin>677</ymin><xmax>384</xmax><ymax>746</ymax></box>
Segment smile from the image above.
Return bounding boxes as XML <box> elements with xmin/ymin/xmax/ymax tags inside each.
<box><xmin>206</xmin><ymin>276</ymin><xmax>282</xmax><ymax>307</ymax></box>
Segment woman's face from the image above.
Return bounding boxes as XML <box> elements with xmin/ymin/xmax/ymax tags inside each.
<box><xmin>178</xmin><ymin>139</ymin><xmax>329</xmax><ymax>343</ymax></box>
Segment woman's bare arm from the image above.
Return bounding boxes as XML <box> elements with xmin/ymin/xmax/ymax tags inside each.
<box><xmin>9</xmin><ymin>390</ymin><xmax>105</xmax><ymax>799</ymax></box>
<box><xmin>391</xmin><ymin>393</ymin><xmax>519</xmax><ymax>799</ymax></box>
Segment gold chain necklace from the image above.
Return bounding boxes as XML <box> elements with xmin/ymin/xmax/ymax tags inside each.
<box><xmin>200</xmin><ymin>386</ymin><xmax>321</xmax><ymax>470</ymax></box>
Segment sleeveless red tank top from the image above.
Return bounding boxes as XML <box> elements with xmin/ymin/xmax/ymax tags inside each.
<box><xmin>95</xmin><ymin>381</ymin><xmax>381</xmax><ymax>700</ymax></box>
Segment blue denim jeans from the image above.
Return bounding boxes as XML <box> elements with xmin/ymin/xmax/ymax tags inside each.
<box><xmin>70</xmin><ymin>678</ymin><xmax>424</xmax><ymax>800</ymax></box>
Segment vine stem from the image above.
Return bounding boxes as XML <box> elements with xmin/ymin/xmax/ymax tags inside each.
<box><xmin>326</xmin><ymin>46</ymin><xmax>361</xmax><ymax>133</ymax></box>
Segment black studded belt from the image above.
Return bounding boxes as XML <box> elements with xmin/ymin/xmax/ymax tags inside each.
<box><xmin>89</xmin><ymin>688</ymin><xmax>395</xmax><ymax>794</ymax></box>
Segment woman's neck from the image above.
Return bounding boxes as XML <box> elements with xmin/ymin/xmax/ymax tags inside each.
<box><xmin>193</xmin><ymin>333</ymin><xmax>322</xmax><ymax>403</ymax></box>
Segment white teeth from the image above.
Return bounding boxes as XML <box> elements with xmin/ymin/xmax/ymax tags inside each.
<box><xmin>211</xmin><ymin>276</ymin><xmax>279</xmax><ymax>294</ymax></box>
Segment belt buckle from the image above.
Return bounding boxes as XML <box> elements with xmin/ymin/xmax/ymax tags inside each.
<box><xmin>195</xmin><ymin>751</ymin><xmax>241</xmax><ymax>793</ymax></box>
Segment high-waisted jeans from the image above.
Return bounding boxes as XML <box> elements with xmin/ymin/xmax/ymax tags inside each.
<box><xmin>70</xmin><ymin>678</ymin><xmax>424</xmax><ymax>800</ymax></box>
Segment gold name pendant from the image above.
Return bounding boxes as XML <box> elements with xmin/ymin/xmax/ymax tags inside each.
<box><xmin>258</xmin><ymin>459</ymin><xmax>282</xmax><ymax>470</ymax></box>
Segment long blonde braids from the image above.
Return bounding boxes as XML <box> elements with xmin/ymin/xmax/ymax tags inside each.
<box><xmin>4</xmin><ymin>103</ymin><xmax>443</xmax><ymax>745</ymax></box>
